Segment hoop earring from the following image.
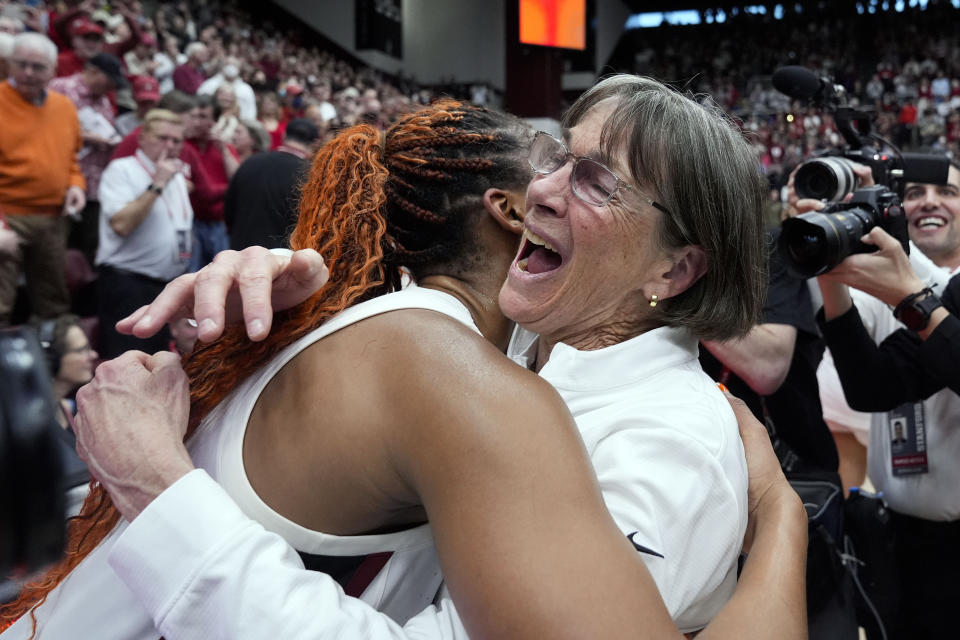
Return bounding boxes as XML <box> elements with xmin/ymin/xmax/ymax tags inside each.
<box><xmin>649</xmin><ymin>294</ymin><xmax>659</xmax><ymax>308</ymax></box>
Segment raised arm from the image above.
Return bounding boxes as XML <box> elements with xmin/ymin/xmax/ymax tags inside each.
<box><xmin>817</xmin><ymin>227</ymin><xmax>959</xmax><ymax>406</ymax></box>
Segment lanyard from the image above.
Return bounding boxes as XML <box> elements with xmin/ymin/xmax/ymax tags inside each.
<box><xmin>134</xmin><ymin>152</ymin><xmax>190</xmax><ymax>224</ymax></box>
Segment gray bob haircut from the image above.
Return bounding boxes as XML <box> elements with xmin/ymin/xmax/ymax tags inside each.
<box><xmin>563</xmin><ymin>74</ymin><xmax>766</xmax><ymax>341</ymax></box>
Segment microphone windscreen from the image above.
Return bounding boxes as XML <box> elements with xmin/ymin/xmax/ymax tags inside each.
<box><xmin>902</xmin><ymin>153</ymin><xmax>951</xmax><ymax>185</ymax></box>
<box><xmin>772</xmin><ymin>66</ymin><xmax>822</xmax><ymax>99</ymax></box>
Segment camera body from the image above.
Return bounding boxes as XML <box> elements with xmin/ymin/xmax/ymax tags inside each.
<box><xmin>780</xmin><ymin>186</ymin><xmax>908</xmax><ymax>278</ymax></box>
<box><xmin>772</xmin><ymin>67</ymin><xmax>950</xmax><ymax>278</ymax></box>
<box><xmin>0</xmin><ymin>328</ymin><xmax>67</xmax><ymax>577</ymax></box>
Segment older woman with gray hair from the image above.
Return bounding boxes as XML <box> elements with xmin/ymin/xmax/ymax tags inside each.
<box><xmin>500</xmin><ymin>73</ymin><xmax>767</xmax><ymax>628</ymax></box>
<box><xmin>26</xmin><ymin>75</ymin><xmax>801</xmax><ymax>639</ymax></box>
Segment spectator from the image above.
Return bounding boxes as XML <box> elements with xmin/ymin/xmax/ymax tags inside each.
<box><xmin>112</xmin><ymin>90</ymin><xmax>232</xmax><ymax>236</ymax></box>
<box><xmin>55</xmin><ymin>6</ymin><xmax>143</xmax><ymax>78</ymax></box>
<box><xmin>197</xmin><ymin>55</ymin><xmax>256</xmax><ymax>120</ymax></box>
<box><xmin>307</xmin><ymin>76</ymin><xmax>336</xmax><ymax>123</ymax></box>
<box><xmin>258</xmin><ymin>91</ymin><xmax>286</xmax><ymax>149</ymax></box>
<box><xmin>33</xmin><ymin>314</ymin><xmax>96</xmax><ymax>516</ymax></box>
<box><xmin>183</xmin><ymin>94</ymin><xmax>238</xmax><ymax>270</ymax></box>
<box><xmin>172</xmin><ymin>41</ymin><xmax>207</xmax><ymax>94</ymax></box>
<box><xmin>211</xmin><ymin>82</ymin><xmax>240</xmax><ymax>142</ymax></box>
<box><xmin>231</xmin><ymin>118</ymin><xmax>269</xmax><ymax>164</ymax></box>
<box><xmin>153</xmin><ymin>34</ymin><xmax>183</xmax><ymax>94</ymax></box>
<box><xmin>0</xmin><ymin>14</ymin><xmax>24</xmax><ymax>35</ymax></box>
<box><xmin>302</xmin><ymin>101</ymin><xmax>330</xmax><ymax>143</ymax></box>
<box><xmin>225</xmin><ymin>117</ymin><xmax>318</xmax><ymax>250</ymax></box>
<box><xmin>55</xmin><ymin>16</ymin><xmax>104</xmax><ymax>77</ymax></box>
<box><xmin>115</xmin><ymin>75</ymin><xmax>161</xmax><ymax>136</ymax></box>
<box><xmin>123</xmin><ymin>33</ymin><xmax>157</xmax><ymax>78</ymax></box>
<box><xmin>281</xmin><ymin>81</ymin><xmax>304</xmax><ymax>119</ymax></box>
<box><xmin>931</xmin><ymin>70</ymin><xmax>950</xmax><ymax>103</ymax></box>
<box><xmin>96</xmin><ymin>109</ymin><xmax>193</xmax><ymax>358</ymax></box>
<box><xmin>0</xmin><ymin>33</ymin><xmax>84</xmax><ymax>326</ymax></box>
<box><xmin>49</xmin><ymin>52</ymin><xmax>128</xmax><ymax>264</ymax></box>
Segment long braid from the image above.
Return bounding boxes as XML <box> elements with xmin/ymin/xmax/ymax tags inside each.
<box><xmin>0</xmin><ymin>99</ymin><xmax>532</xmax><ymax>635</ymax></box>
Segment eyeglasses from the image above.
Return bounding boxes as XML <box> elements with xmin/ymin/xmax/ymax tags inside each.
<box><xmin>63</xmin><ymin>343</ymin><xmax>94</xmax><ymax>355</ymax></box>
<box><xmin>528</xmin><ymin>131</ymin><xmax>672</xmax><ymax>215</ymax></box>
<box><xmin>10</xmin><ymin>59</ymin><xmax>52</xmax><ymax>74</ymax></box>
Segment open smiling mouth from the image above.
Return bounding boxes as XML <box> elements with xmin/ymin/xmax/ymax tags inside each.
<box><xmin>914</xmin><ymin>215</ymin><xmax>947</xmax><ymax>230</ymax></box>
<box><xmin>516</xmin><ymin>229</ymin><xmax>563</xmax><ymax>275</ymax></box>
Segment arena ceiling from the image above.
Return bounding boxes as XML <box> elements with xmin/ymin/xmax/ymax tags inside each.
<box><xmin>620</xmin><ymin>0</ymin><xmax>848</xmax><ymax>11</ymax></box>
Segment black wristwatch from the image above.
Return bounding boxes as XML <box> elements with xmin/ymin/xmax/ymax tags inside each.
<box><xmin>893</xmin><ymin>287</ymin><xmax>943</xmax><ymax>331</ymax></box>
<box><xmin>146</xmin><ymin>182</ymin><xmax>163</xmax><ymax>195</ymax></box>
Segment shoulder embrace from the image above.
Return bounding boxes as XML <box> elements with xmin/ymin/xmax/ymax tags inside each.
<box><xmin>356</xmin><ymin>310</ymin><xmax>578</xmax><ymax>446</ymax></box>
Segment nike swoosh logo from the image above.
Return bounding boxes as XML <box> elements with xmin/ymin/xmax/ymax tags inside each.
<box><xmin>627</xmin><ymin>532</ymin><xmax>664</xmax><ymax>558</ymax></box>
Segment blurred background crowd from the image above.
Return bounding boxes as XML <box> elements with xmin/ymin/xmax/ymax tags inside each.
<box><xmin>0</xmin><ymin>0</ymin><xmax>958</xmax><ymax>353</ymax></box>
<box><xmin>2</xmin><ymin>1</ymin><xmax>960</xmax><ymax>635</ymax></box>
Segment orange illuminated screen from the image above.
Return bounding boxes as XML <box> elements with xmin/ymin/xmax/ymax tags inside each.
<box><xmin>519</xmin><ymin>0</ymin><xmax>586</xmax><ymax>50</ymax></box>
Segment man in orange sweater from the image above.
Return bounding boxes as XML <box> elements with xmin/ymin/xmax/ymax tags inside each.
<box><xmin>0</xmin><ymin>32</ymin><xmax>85</xmax><ymax>326</ymax></box>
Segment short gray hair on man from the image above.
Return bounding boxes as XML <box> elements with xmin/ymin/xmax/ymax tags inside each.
<box><xmin>185</xmin><ymin>42</ymin><xmax>207</xmax><ymax>59</ymax></box>
<box><xmin>12</xmin><ymin>31</ymin><xmax>57</xmax><ymax>66</ymax></box>
<box><xmin>563</xmin><ymin>74</ymin><xmax>767</xmax><ymax>341</ymax></box>
<box><xmin>0</xmin><ymin>33</ymin><xmax>14</xmax><ymax>60</ymax></box>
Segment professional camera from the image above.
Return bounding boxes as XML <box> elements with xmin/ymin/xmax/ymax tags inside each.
<box><xmin>0</xmin><ymin>328</ymin><xmax>66</xmax><ymax>578</ymax></box>
<box><xmin>779</xmin><ymin>186</ymin><xmax>908</xmax><ymax>278</ymax></box>
<box><xmin>772</xmin><ymin>66</ymin><xmax>950</xmax><ymax>277</ymax></box>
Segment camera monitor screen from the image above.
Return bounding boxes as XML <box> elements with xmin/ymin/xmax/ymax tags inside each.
<box><xmin>519</xmin><ymin>0</ymin><xmax>586</xmax><ymax>51</ymax></box>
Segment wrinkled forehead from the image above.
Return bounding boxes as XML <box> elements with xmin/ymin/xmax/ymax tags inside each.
<box><xmin>13</xmin><ymin>43</ymin><xmax>55</xmax><ymax>66</ymax></box>
<box><xmin>563</xmin><ymin>99</ymin><xmax>633</xmax><ymax>175</ymax></box>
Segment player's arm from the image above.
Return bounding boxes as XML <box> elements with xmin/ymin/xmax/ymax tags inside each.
<box><xmin>384</xmin><ymin>322</ymin><xmax>678</xmax><ymax>639</ymax></box>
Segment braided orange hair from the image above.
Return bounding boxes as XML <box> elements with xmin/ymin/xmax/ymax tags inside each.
<box><xmin>0</xmin><ymin>99</ymin><xmax>532</xmax><ymax>634</ymax></box>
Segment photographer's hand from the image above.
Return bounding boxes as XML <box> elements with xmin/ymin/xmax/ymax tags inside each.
<box><xmin>783</xmin><ymin>166</ymin><xmax>826</xmax><ymax>219</ymax></box>
<box><xmin>74</xmin><ymin>351</ymin><xmax>195</xmax><ymax>521</ymax></box>
<box><xmin>826</xmin><ymin>227</ymin><xmax>950</xmax><ymax>339</ymax></box>
<box><xmin>826</xmin><ymin>227</ymin><xmax>924</xmax><ymax>305</ymax></box>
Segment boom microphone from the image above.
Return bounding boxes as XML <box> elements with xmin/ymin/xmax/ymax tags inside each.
<box><xmin>772</xmin><ymin>65</ymin><xmax>823</xmax><ymax>100</ymax></box>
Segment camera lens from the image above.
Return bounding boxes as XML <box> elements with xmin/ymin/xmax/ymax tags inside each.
<box><xmin>794</xmin><ymin>157</ymin><xmax>859</xmax><ymax>201</ymax></box>
<box><xmin>785</xmin><ymin>227</ymin><xmax>828</xmax><ymax>267</ymax></box>
<box><xmin>779</xmin><ymin>207</ymin><xmax>877</xmax><ymax>277</ymax></box>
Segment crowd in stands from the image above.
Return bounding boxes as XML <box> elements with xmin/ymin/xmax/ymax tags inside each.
<box><xmin>614</xmin><ymin>2</ymin><xmax>960</xmax><ymax>191</ymax></box>
<box><xmin>2</xmin><ymin>2</ymin><xmax>960</xmax><ymax>636</ymax></box>
<box><xmin>0</xmin><ymin>0</ymin><xmax>956</xmax><ymax>325</ymax></box>
<box><xmin>0</xmin><ymin>0</ymin><xmax>492</xmax><ymax>350</ymax></box>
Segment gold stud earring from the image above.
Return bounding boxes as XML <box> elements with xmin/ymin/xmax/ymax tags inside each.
<box><xmin>649</xmin><ymin>294</ymin><xmax>659</xmax><ymax>308</ymax></box>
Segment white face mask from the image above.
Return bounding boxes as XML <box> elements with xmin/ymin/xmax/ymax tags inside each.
<box><xmin>223</xmin><ymin>64</ymin><xmax>239</xmax><ymax>80</ymax></box>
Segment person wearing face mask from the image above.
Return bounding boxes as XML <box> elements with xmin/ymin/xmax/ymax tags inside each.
<box><xmin>198</xmin><ymin>57</ymin><xmax>256</xmax><ymax>121</ymax></box>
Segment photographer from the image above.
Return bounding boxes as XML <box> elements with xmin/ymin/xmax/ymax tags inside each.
<box><xmin>819</xmin><ymin>226</ymin><xmax>959</xmax><ymax>401</ymax></box>
<box><xmin>795</xmin><ymin>161</ymin><xmax>960</xmax><ymax>639</ymax></box>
